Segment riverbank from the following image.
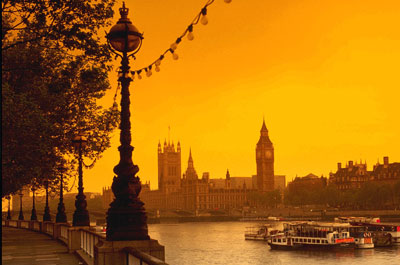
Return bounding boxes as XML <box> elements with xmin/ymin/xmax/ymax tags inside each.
<box><xmin>148</xmin><ymin>209</ymin><xmax>400</xmax><ymax>224</ymax></box>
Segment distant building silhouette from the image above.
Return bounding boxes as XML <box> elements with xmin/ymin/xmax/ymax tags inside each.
<box><xmin>288</xmin><ymin>173</ymin><xmax>327</xmax><ymax>192</ymax></box>
<box><xmin>158</xmin><ymin>140</ymin><xmax>181</xmax><ymax>193</ymax></box>
<box><xmin>102</xmin><ymin>122</ymin><xmax>286</xmax><ymax>213</ymax></box>
<box><xmin>256</xmin><ymin>119</ymin><xmax>275</xmax><ymax>191</ymax></box>
<box><xmin>274</xmin><ymin>175</ymin><xmax>286</xmax><ymax>191</ymax></box>
<box><xmin>329</xmin><ymin>156</ymin><xmax>400</xmax><ymax>190</ymax></box>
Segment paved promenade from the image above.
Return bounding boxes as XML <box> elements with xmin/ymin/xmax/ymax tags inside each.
<box><xmin>2</xmin><ymin>227</ymin><xmax>82</xmax><ymax>265</ymax></box>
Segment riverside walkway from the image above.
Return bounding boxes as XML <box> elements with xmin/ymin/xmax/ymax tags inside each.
<box><xmin>2</xmin><ymin>227</ymin><xmax>81</xmax><ymax>265</ymax></box>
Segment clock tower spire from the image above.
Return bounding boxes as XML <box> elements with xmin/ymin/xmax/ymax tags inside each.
<box><xmin>256</xmin><ymin>119</ymin><xmax>274</xmax><ymax>192</ymax></box>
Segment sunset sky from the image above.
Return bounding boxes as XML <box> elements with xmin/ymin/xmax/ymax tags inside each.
<box><xmin>82</xmin><ymin>0</ymin><xmax>400</xmax><ymax>193</ymax></box>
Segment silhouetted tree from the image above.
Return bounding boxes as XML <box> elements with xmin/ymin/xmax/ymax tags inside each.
<box><xmin>2</xmin><ymin>0</ymin><xmax>118</xmax><ymax>196</ymax></box>
<box><xmin>248</xmin><ymin>189</ymin><xmax>282</xmax><ymax>208</ymax></box>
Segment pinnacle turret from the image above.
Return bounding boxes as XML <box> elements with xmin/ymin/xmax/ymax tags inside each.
<box><xmin>258</xmin><ymin>119</ymin><xmax>272</xmax><ymax>144</ymax></box>
<box><xmin>184</xmin><ymin>148</ymin><xmax>198</xmax><ymax>180</ymax></box>
<box><xmin>261</xmin><ymin>118</ymin><xmax>268</xmax><ymax>132</ymax></box>
<box><xmin>188</xmin><ymin>148</ymin><xmax>193</xmax><ymax>164</ymax></box>
<box><xmin>226</xmin><ymin>169</ymin><xmax>231</xmax><ymax>180</ymax></box>
<box><xmin>177</xmin><ymin>141</ymin><xmax>181</xmax><ymax>152</ymax></box>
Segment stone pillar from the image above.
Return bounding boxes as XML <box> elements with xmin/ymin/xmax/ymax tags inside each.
<box><xmin>68</xmin><ymin>227</ymin><xmax>89</xmax><ymax>253</ymax></box>
<box><xmin>29</xmin><ymin>220</ymin><xmax>35</xmax><ymax>230</ymax></box>
<box><xmin>94</xmin><ymin>239</ymin><xmax>165</xmax><ymax>265</ymax></box>
<box><xmin>54</xmin><ymin>223</ymin><xmax>63</xmax><ymax>239</ymax></box>
<box><xmin>41</xmin><ymin>221</ymin><xmax>48</xmax><ymax>233</ymax></box>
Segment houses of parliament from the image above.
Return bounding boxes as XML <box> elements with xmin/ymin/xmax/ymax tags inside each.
<box><xmin>102</xmin><ymin>120</ymin><xmax>286</xmax><ymax>213</ymax></box>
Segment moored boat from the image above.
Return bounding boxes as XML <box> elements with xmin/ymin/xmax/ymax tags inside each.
<box><xmin>268</xmin><ymin>222</ymin><xmax>356</xmax><ymax>250</ymax></box>
<box><xmin>347</xmin><ymin>226</ymin><xmax>374</xmax><ymax>249</ymax></box>
<box><xmin>245</xmin><ymin>224</ymin><xmax>279</xmax><ymax>241</ymax></box>
<box><xmin>353</xmin><ymin>232</ymin><xmax>374</xmax><ymax>249</ymax></box>
<box><xmin>348</xmin><ymin>220</ymin><xmax>400</xmax><ymax>246</ymax></box>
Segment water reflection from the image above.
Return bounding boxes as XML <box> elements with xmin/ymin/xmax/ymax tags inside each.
<box><xmin>148</xmin><ymin>222</ymin><xmax>399</xmax><ymax>265</ymax></box>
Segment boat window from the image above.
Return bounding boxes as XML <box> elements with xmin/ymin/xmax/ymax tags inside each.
<box><xmin>317</xmin><ymin>240</ymin><xmax>320</xmax><ymax>243</ymax></box>
<box><xmin>278</xmin><ymin>239</ymin><xmax>281</xmax><ymax>243</ymax></box>
<box><xmin>312</xmin><ymin>239</ymin><xmax>315</xmax><ymax>243</ymax></box>
<box><xmin>308</xmin><ymin>239</ymin><xmax>311</xmax><ymax>243</ymax></box>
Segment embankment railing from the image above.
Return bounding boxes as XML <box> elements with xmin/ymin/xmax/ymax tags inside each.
<box><xmin>81</xmin><ymin>228</ymin><xmax>103</xmax><ymax>258</ymax></box>
<box><xmin>2</xmin><ymin>219</ymin><xmax>166</xmax><ymax>265</ymax></box>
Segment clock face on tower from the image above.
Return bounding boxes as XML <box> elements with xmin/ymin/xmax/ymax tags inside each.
<box><xmin>265</xmin><ymin>150</ymin><xmax>272</xmax><ymax>159</ymax></box>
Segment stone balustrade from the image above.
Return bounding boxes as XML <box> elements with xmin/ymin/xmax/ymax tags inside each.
<box><xmin>2</xmin><ymin>219</ymin><xmax>166</xmax><ymax>265</ymax></box>
<box><xmin>125</xmin><ymin>247</ymin><xmax>168</xmax><ymax>265</ymax></box>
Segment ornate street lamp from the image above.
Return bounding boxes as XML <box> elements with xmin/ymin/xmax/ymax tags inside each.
<box><xmin>18</xmin><ymin>192</ymin><xmax>24</xmax><ymax>220</ymax></box>
<box><xmin>72</xmin><ymin>133</ymin><xmax>90</xmax><ymax>226</ymax></box>
<box><xmin>56</xmin><ymin>168</ymin><xmax>67</xmax><ymax>223</ymax></box>
<box><xmin>43</xmin><ymin>180</ymin><xmax>51</xmax><ymax>221</ymax></box>
<box><xmin>105</xmin><ymin>2</ymin><xmax>149</xmax><ymax>241</ymax></box>
<box><xmin>6</xmin><ymin>195</ymin><xmax>11</xmax><ymax>220</ymax></box>
<box><xmin>30</xmin><ymin>186</ymin><xmax>37</xmax><ymax>221</ymax></box>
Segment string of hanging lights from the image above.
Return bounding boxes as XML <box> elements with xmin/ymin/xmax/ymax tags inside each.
<box><xmin>128</xmin><ymin>0</ymin><xmax>232</xmax><ymax>80</ymax></box>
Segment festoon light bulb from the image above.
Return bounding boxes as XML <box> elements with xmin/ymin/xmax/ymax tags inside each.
<box><xmin>187</xmin><ymin>25</ymin><xmax>194</xmax><ymax>41</ymax></box>
<box><xmin>170</xmin><ymin>42</ymin><xmax>178</xmax><ymax>51</ymax></box>
<box><xmin>137</xmin><ymin>71</ymin><xmax>142</xmax><ymax>80</ymax></box>
<box><xmin>170</xmin><ymin>37</ymin><xmax>181</xmax><ymax>51</ymax></box>
<box><xmin>155</xmin><ymin>56</ymin><xmax>163</xmax><ymax>72</ymax></box>
<box><xmin>170</xmin><ymin>49</ymin><xmax>179</xmax><ymax>60</ymax></box>
<box><xmin>224</xmin><ymin>0</ymin><xmax>232</xmax><ymax>3</ymax></box>
<box><xmin>201</xmin><ymin>8</ymin><xmax>208</xmax><ymax>25</ymax></box>
<box><xmin>146</xmin><ymin>68</ymin><xmax>152</xmax><ymax>77</ymax></box>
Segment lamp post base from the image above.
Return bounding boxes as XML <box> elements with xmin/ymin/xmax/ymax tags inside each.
<box><xmin>73</xmin><ymin>210</ymin><xmax>90</xmax><ymax>226</ymax></box>
<box><xmin>106</xmin><ymin>198</ymin><xmax>150</xmax><ymax>241</ymax></box>
<box><xmin>31</xmin><ymin>209</ymin><xmax>37</xmax><ymax>221</ymax></box>
<box><xmin>43</xmin><ymin>206</ymin><xmax>51</xmax><ymax>222</ymax></box>
<box><xmin>18</xmin><ymin>211</ymin><xmax>24</xmax><ymax>221</ymax></box>
<box><xmin>73</xmin><ymin>193</ymin><xmax>90</xmax><ymax>226</ymax></box>
<box><xmin>56</xmin><ymin>202</ymin><xmax>67</xmax><ymax>223</ymax></box>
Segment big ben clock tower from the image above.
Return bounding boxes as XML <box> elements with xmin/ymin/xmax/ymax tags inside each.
<box><xmin>256</xmin><ymin>119</ymin><xmax>274</xmax><ymax>192</ymax></box>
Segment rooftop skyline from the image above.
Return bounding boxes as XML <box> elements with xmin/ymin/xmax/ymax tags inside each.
<box><xmin>82</xmin><ymin>0</ymin><xmax>399</xmax><ymax>192</ymax></box>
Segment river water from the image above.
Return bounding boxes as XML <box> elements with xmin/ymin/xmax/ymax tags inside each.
<box><xmin>148</xmin><ymin>221</ymin><xmax>399</xmax><ymax>265</ymax></box>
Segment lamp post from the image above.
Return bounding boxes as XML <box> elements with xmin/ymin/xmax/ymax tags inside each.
<box><xmin>72</xmin><ymin>133</ymin><xmax>90</xmax><ymax>226</ymax></box>
<box><xmin>18</xmin><ymin>192</ymin><xmax>24</xmax><ymax>220</ymax></box>
<box><xmin>56</xmin><ymin>169</ymin><xmax>67</xmax><ymax>223</ymax></box>
<box><xmin>43</xmin><ymin>180</ymin><xmax>51</xmax><ymax>221</ymax></box>
<box><xmin>105</xmin><ymin>2</ymin><xmax>149</xmax><ymax>241</ymax></box>
<box><xmin>30</xmin><ymin>186</ymin><xmax>37</xmax><ymax>221</ymax></box>
<box><xmin>6</xmin><ymin>195</ymin><xmax>11</xmax><ymax>220</ymax></box>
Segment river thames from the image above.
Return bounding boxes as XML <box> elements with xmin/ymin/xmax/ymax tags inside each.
<box><xmin>148</xmin><ymin>221</ymin><xmax>399</xmax><ymax>265</ymax></box>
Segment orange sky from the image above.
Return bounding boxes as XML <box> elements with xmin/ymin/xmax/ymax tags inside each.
<box><xmin>80</xmin><ymin>0</ymin><xmax>400</xmax><ymax>193</ymax></box>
